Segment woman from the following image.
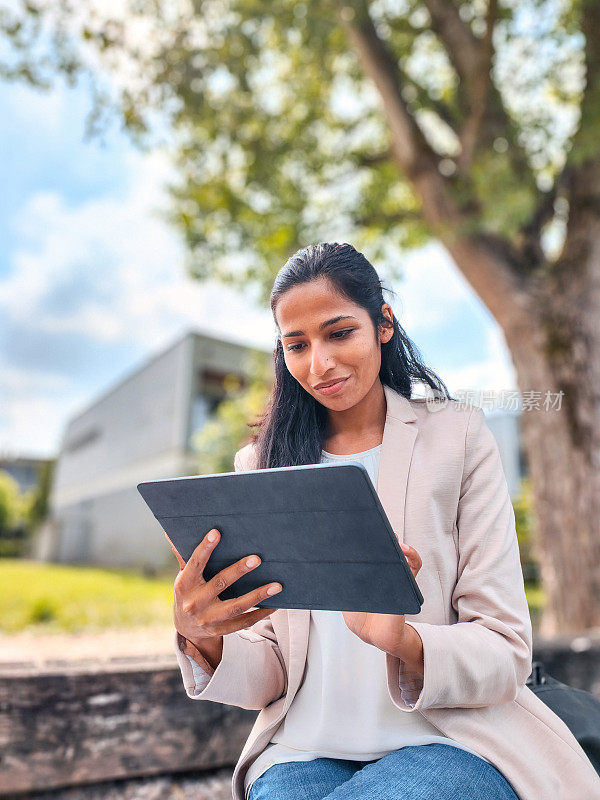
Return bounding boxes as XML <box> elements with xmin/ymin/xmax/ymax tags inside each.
<box><xmin>169</xmin><ymin>243</ymin><xmax>600</xmax><ymax>800</ymax></box>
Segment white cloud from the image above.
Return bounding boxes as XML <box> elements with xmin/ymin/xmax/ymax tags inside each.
<box><xmin>0</xmin><ymin>146</ymin><xmax>277</xmax><ymax>457</ymax></box>
<box><xmin>1</xmin><ymin>147</ymin><xmax>276</xmax><ymax>351</ymax></box>
<box><xmin>383</xmin><ymin>241</ymin><xmax>474</xmax><ymax>333</ymax></box>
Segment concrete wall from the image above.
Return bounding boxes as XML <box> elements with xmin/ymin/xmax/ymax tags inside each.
<box><xmin>52</xmin><ymin>335</ymin><xmax>194</xmax><ymax>511</ymax></box>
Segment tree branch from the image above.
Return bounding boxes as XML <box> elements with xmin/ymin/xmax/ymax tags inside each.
<box><xmin>355</xmin><ymin>148</ymin><xmax>394</xmax><ymax>167</ymax></box>
<box><xmin>337</xmin><ymin>1</ymin><xmax>441</xmax><ymax>182</ymax></box>
<box><xmin>457</xmin><ymin>0</ymin><xmax>497</xmax><ymax>171</ymax></box>
<box><xmin>354</xmin><ymin>210</ymin><xmax>422</xmax><ymax>227</ymax></box>
<box><xmin>421</xmin><ymin>1</ymin><xmax>535</xmax><ymax>209</ymax></box>
<box><xmin>519</xmin><ymin>166</ymin><xmax>572</xmax><ymax>268</ymax></box>
<box><xmin>568</xmin><ymin>0</ymin><xmax>600</xmax><ymax>176</ymax></box>
<box><xmin>422</xmin><ymin>0</ymin><xmax>484</xmax><ymax>98</ymax></box>
<box><xmin>402</xmin><ymin>74</ymin><xmax>461</xmax><ymax>133</ymax></box>
<box><xmin>423</xmin><ymin>0</ymin><xmax>500</xmax><ymax>172</ymax></box>
<box><xmin>555</xmin><ymin>0</ymin><xmax>600</xmax><ymax>275</ymax></box>
<box><xmin>337</xmin><ymin>1</ymin><xmax>531</xmax><ymax>329</ymax></box>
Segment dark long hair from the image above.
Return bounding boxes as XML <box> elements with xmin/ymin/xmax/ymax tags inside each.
<box><xmin>248</xmin><ymin>242</ymin><xmax>454</xmax><ymax>468</ymax></box>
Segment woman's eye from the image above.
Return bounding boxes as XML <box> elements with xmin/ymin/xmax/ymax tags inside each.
<box><xmin>331</xmin><ymin>328</ymin><xmax>353</xmax><ymax>340</ymax></box>
<box><xmin>286</xmin><ymin>329</ymin><xmax>354</xmax><ymax>352</ymax></box>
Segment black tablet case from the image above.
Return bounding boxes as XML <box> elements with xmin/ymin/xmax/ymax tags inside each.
<box><xmin>137</xmin><ymin>462</ymin><xmax>424</xmax><ymax>615</ymax></box>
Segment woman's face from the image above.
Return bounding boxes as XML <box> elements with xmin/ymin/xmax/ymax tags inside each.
<box><xmin>274</xmin><ymin>276</ymin><xmax>394</xmax><ymax>410</ymax></box>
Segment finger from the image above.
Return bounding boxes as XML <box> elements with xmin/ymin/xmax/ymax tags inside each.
<box><xmin>213</xmin><ymin>606</ymin><xmax>278</xmax><ymax>637</ymax></box>
<box><xmin>164</xmin><ymin>532</ymin><xmax>186</xmax><ymax>570</ymax></box>
<box><xmin>205</xmin><ymin>551</ymin><xmax>264</xmax><ymax>601</ymax></box>
<box><xmin>188</xmin><ymin>528</ymin><xmax>221</xmax><ymax>583</ymax></box>
<box><xmin>404</xmin><ymin>549</ymin><xmax>421</xmax><ymax>573</ymax></box>
<box><xmin>400</xmin><ymin>542</ymin><xmax>422</xmax><ymax>575</ymax></box>
<box><xmin>176</xmin><ymin>528</ymin><xmax>221</xmax><ymax>588</ymax></box>
<box><xmin>221</xmin><ymin>581</ymin><xmax>283</xmax><ymax>619</ymax></box>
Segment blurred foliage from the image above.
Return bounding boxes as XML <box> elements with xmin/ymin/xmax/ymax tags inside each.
<box><xmin>0</xmin><ymin>461</ymin><xmax>55</xmax><ymax>558</ymax></box>
<box><xmin>28</xmin><ymin>458</ymin><xmax>55</xmax><ymax>528</ymax></box>
<box><xmin>0</xmin><ymin>471</ymin><xmax>25</xmax><ymax>531</ymax></box>
<box><xmin>0</xmin><ymin>470</ymin><xmax>34</xmax><ymax>558</ymax></box>
<box><xmin>192</xmin><ymin>348</ymin><xmax>272</xmax><ymax>474</ymax></box>
<box><xmin>0</xmin><ymin>0</ymin><xmax>591</xmax><ymax>299</ymax></box>
<box><xmin>0</xmin><ymin>558</ymin><xmax>174</xmax><ymax>633</ymax></box>
<box><xmin>513</xmin><ymin>475</ymin><xmax>540</xmax><ymax>584</ymax></box>
<box><xmin>523</xmin><ymin>581</ymin><xmax>545</xmax><ymax>631</ymax></box>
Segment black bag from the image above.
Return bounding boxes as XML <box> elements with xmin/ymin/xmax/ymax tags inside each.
<box><xmin>526</xmin><ymin>661</ymin><xmax>600</xmax><ymax>776</ymax></box>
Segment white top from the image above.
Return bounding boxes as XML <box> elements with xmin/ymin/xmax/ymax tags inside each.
<box><xmin>185</xmin><ymin>445</ymin><xmax>489</xmax><ymax>798</ymax></box>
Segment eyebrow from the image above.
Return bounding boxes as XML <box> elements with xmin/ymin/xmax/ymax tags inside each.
<box><xmin>282</xmin><ymin>315</ymin><xmax>358</xmax><ymax>338</ymax></box>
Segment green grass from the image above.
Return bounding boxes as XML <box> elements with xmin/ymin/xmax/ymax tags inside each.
<box><xmin>0</xmin><ymin>560</ymin><xmax>547</xmax><ymax>635</ymax></box>
<box><xmin>0</xmin><ymin>559</ymin><xmax>176</xmax><ymax>634</ymax></box>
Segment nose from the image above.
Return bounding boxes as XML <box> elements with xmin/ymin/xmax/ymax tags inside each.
<box><xmin>310</xmin><ymin>341</ymin><xmax>334</xmax><ymax>377</ymax></box>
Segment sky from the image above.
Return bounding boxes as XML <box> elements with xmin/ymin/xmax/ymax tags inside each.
<box><xmin>0</xmin><ymin>75</ymin><xmax>518</xmax><ymax>460</ymax></box>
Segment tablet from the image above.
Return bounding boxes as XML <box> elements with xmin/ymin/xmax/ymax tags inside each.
<box><xmin>137</xmin><ymin>462</ymin><xmax>424</xmax><ymax>615</ymax></box>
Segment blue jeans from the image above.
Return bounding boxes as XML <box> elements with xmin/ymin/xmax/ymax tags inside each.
<box><xmin>248</xmin><ymin>743</ymin><xmax>521</xmax><ymax>800</ymax></box>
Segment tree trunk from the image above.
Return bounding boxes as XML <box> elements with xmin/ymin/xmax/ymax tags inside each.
<box><xmin>450</xmin><ymin>225</ymin><xmax>600</xmax><ymax>635</ymax></box>
<box><xmin>507</xmin><ymin>326</ymin><xmax>600</xmax><ymax>635</ymax></box>
<box><xmin>517</xmin><ymin>166</ymin><xmax>600</xmax><ymax>635</ymax></box>
<box><xmin>411</xmin><ymin>190</ymin><xmax>600</xmax><ymax>635</ymax></box>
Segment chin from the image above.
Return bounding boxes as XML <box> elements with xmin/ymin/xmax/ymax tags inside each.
<box><xmin>317</xmin><ymin>393</ymin><xmax>356</xmax><ymax>409</ymax></box>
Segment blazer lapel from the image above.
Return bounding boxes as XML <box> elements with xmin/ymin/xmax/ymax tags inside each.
<box><xmin>377</xmin><ymin>384</ymin><xmax>418</xmax><ymax>546</ymax></box>
<box><xmin>284</xmin><ymin>385</ymin><xmax>419</xmax><ymax>708</ymax></box>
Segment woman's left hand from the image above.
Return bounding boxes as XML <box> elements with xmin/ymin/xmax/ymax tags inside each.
<box><xmin>342</xmin><ymin>541</ymin><xmax>422</xmax><ymax>656</ymax></box>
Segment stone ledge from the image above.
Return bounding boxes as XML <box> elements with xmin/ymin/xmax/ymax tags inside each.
<box><xmin>1</xmin><ymin>767</ymin><xmax>235</xmax><ymax>800</ymax></box>
<box><xmin>0</xmin><ymin>661</ymin><xmax>257</xmax><ymax>796</ymax></box>
<box><xmin>0</xmin><ymin>652</ymin><xmax>178</xmax><ymax>677</ymax></box>
<box><xmin>2</xmin><ymin>632</ymin><xmax>599</xmax><ymax>796</ymax></box>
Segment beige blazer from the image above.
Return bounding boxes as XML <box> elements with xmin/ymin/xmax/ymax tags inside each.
<box><xmin>174</xmin><ymin>384</ymin><xmax>600</xmax><ymax>800</ymax></box>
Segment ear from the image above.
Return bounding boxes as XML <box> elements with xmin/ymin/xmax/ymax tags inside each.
<box><xmin>379</xmin><ymin>304</ymin><xmax>395</xmax><ymax>343</ymax></box>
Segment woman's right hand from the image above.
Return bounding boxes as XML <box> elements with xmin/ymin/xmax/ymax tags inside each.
<box><xmin>168</xmin><ymin>527</ymin><xmax>283</xmax><ymax>650</ymax></box>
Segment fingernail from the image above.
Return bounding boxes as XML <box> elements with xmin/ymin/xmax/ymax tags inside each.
<box><xmin>246</xmin><ymin>556</ymin><xmax>259</xmax><ymax>568</ymax></box>
<box><xmin>267</xmin><ymin>585</ymin><xmax>282</xmax><ymax>595</ymax></box>
<box><xmin>207</xmin><ymin>530</ymin><xmax>218</xmax><ymax>542</ymax></box>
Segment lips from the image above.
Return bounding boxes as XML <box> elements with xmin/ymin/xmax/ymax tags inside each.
<box><xmin>315</xmin><ymin>377</ymin><xmax>349</xmax><ymax>389</ymax></box>
<box><xmin>314</xmin><ymin>377</ymin><xmax>349</xmax><ymax>395</ymax></box>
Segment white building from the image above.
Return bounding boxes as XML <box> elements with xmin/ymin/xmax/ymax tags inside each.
<box><xmin>34</xmin><ymin>330</ymin><xmax>273</xmax><ymax>571</ymax></box>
